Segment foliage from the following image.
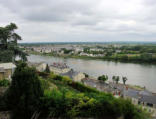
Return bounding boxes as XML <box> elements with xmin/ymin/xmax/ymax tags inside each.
<box><xmin>39</xmin><ymin>76</ymin><xmax>149</xmax><ymax>119</ymax></box>
<box><xmin>112</xmin><ymin>76</ymin><xmax>120</xmax><ymax>84</ymax></box>
<box><xmin>0</xmin><ymin>64</ymin><xmax>149</xmax><ymax>119</ymax></box>
<box><xmin>37</xmin><ymin>71</ymin><xmax>49</xmax><ymax>78</ymax></box>
<box><xmin>98</xmin><ymin>75</ymin><xmax>108</xmax><ymax>82</ymax></box>
<box><xmin>122</xmin><ymin>76</ymin><xmax>128</xmax><ymax>85</ymax></box>
<box><xmin>61</xmin><ymin>48</ymin><xmax>73</xmax><ymax>54</ymax></box>
<box><xmin>84</xmin><ymin>73</ymin><xmax>89</xmax><ymax>78</ymax></box>
<box><xmin>4</xmin><ymin>62</ymin><xmax>43</xmax><ymax>119</ymax></box>
<box><xmin>0</xmin><ymin>79</ymin><xmax>10</xmax><ymax>87</ymax></box>
<box><xmin>44</xmin><ymin>64</ymin><xmax>50</xmax><ymax>73</ymax></box>
<box><xmin>0</xmin><ymin>23</ymin><xmax>28</xmax><ymax>62</ymax></box>
<box><xmin>0</xmin><ymin>50</ymin><xmax>14</xmax><ymax>62</ymax></box>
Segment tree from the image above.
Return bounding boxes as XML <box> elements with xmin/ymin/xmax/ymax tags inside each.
<box><xmin>112</xmin><ymin>76</ymin><xmax>116</xmax><ymax>83</ymax></box>
<box><xmin>84</xmin><ymin>73</ymin><xmax>89</xmax><ymax>78</ymax></box>
<box><xmin>98</xmin><ymin>75</ymin><xmax>108</xmax><ymax>82</ymax></box>
<box><xmin>0</xmin><ymin>23</ymin><xmax>28</xmax><ymax>62</ymax></box>
<box><xmin>112</xmin><ymin>76</ymin><xmax>120</xmax><ymax>84</ymax></box>
<box><xmin>5</xmin><ymin>62</ymin><xmax>43</xmax><ymax>119</ymax></box>
<box><xmin>116</xmin><ymin>76</ymin><xmax>120</xmax><ymax>84</ymax></box>
<box><xmin>122</xmin><ymin>76</ymin><xmax>128</xmax><ymax>85</ymax></box>
<box><xmin>45</xmin><ymin>64</ymin><xmax>50</xmax><ymax>73</ymax></box>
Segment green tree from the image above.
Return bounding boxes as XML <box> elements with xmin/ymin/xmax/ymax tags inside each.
<box><xmin>112</xmin><ymin>76</ymin><xmax>116</xmax><ymax>83</ymax></box>
<box><xmin>122</xmin><ymin>76</ymin><xmax>128</xmax><ymax>85</ymax></box>
<box><xmin>98</xmin><ymin>75</ymin><xmax>108</xmax><ymax>82</ymax></box>
<box><xmin>84</xmin><ymin>73</ymin><xmax>89</xmax><ymax>78</ymax></box>
<box><xmin>112</xmin><ymin>76</ymin><xmax>120</xmax><ymax>84</ymax></box>
<box><xmin>5</xmin><ymin>62</ymin><xmax>43</xmax><ymax>119</ymax></box>
<box><xmin>45</xmin><ymin>64</ymin><xmax>50</xmax><ymax>73</ymax></box>
<box><xmin>0</xmin><ymin>79</ymin><xmax>10</xmax><ymax>87</ymax></box>
<box><xmin>0</xmin><ymin>23</ymin><xmax>28</xmax><ymax>62</ymax></box>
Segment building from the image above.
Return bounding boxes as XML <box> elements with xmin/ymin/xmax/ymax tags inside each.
<box><xmin>124</xmin><ymin>89</ymin><xmax>156</xmax><ymax>117</ymax></box>
<box><xmin>82</xmin><ymin>77</ymin><xmax>156</xmax><ymax>118</ymax></box>
<box><xmin>27</xmin><ymin>62</ymin><xmax>47</xmax><ymax>72</ymax></box>
<box><xmin>0</xmin><ymin>63</ymin><xmax>16</xmax><ymax>80</ymax></box>
<box><xmin>49</xmin><ymin>62</ymin><xmax>70</xmax><ymax>74</ymax></box>
<box><xmin>61</xmin><ymin>69</ymin><xmax>85</xmax><ymax>82</ymax></box>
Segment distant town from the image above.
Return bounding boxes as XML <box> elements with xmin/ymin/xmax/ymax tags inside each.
<box><xmin>21</xmin><ymin>43</ymin><xmax>156</xmax><ymax>63</ymax></box>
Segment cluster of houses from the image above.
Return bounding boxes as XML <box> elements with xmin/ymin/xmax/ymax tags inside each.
<box><xmin>27</xmin><ymin>62</ymin><xmax>85</xmax><ymax>82</ymax></box>
<box><xmin>24</xmin><ymin>45</ymin><xmax>113</xmax><ymax>57</ymax></box>
<box><xmin>82</xmin><ymin>78</ymin><xmax>156</xmax><ymax>118</ymax></box>
<box><xmin>24</xmin><ymin>45</ymin><xmax>83</xmax><ymax>54</ymax></box>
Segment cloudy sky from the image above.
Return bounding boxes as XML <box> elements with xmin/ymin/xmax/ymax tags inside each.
<box><xmin>0</xmin><ymin>0</ymin><xmax>156</xmax><ymax>42</ymax></box>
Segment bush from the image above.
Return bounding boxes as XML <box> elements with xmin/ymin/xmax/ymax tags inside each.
<box><xmin>62</xmin><ymin>76</ymin><xmax>72</xmax><ymax>84</ymax></box>
<box><xmin>39</xmin><ymin>77</ymin><xmax>149</xmax><ymax>119</ymax></box>
<box><xmin>98</xmin><ymin>75</ymin><xmax>108</xmax><ymax>82</ymax></box>
<box><xmin>5</xmin><ymin>62</ymin><xmax>43</xmax><ymax>119</ymax></box>
<box><xmin>37</xmin><ymin>71</ymin><xmax>49</xmax><ymax>78</ymax></box>
<box><xmin>40</xmin><ymin>78</ymin><xmax>50</xmax><ymax>90</ymax></box>
<box><xmin>69</xmin><ymin>81</ymin><xmax>99</xmax><ymax>93</ymax></box>
<box><xmin>0</xmin><ymin>79</ymin><xmax>10</xmax><ymax>87</ymax></box>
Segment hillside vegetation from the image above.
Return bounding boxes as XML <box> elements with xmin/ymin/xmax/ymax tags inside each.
<box><xmin>0</xmin><ymin>63</ymin><xmax>150</xmax><ymax>119</ymax></box>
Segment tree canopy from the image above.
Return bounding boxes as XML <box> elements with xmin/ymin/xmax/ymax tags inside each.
<box><xmin>0</xmin><ymin>23</ymin><xmax>28</xmax><ymax>62</ymax></box>
<box><xmin>98</xmin><ymin>75</ymin><xmax>108</xmax><ymax>82</ymax></box>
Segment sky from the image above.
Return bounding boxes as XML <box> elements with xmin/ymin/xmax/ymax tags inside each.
<box><xmin>1</xmin><ymin>0</ymin><xmax>156</xmax><ymax>42</ymax></box>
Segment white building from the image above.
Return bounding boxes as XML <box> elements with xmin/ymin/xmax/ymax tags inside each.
<box><xmin>60</xmin><ymin>69</ymin><xmax>85</xmax><ymax>82</ymax></box>
<box><xmin>0</xmin><ymin>63</ymin><xmax>16</xmax><ymax>80</ymax></box>
<box><xmin>49</xmin><ymin>62</ymin><xmax>70</xmax><ymax>74</ymax></box>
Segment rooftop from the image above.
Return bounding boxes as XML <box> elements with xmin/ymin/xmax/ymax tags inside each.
<box><xmin>60</xmin><ymin>69</ymin><xmax>79</xmax><ymax>79</ymax></box>
<box><xmin>50</xmin><ymin>62</ymin><xmax>69</xmax><ymax>69</ymax></box>
<box><xmin>124</xmin><ymin>89</ymin><xmax>156</xmax><ymax>105</ymax></box>
<box><xmin>0</xmin><ymin>63</ymin><xmax>16</xmax><ymax>69</ymax></box>
<box><xmin>27</xmin><ymin>62</ymin><xmax>46</xmax><ymax>67</ymax></box>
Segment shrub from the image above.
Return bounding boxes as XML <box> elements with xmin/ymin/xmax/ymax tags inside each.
<box><xmin>40</xmin><ymin>78</ymin><xmax>50</xmax><ymax>90</ymax></box>
<box><xmin>44</xmin><ymin>64</ymin><xmax>50</xmax><ymax>73</ymax></box>
<box><xmin>0</xmin><ymin>79</ymin><xmax>10</xmax><ymax>87</ymax></box>
<box><xmin>62</xmin><ymin>76</ymin><xmax>72</xmax><ymax>84</ymax></box>
<box><xmin>5</xmin><ymin>62</ymin><xmax>43</xmax><ymax>119</ymax></box>
<box><xmin>48</xmin><ymin>72</ymin><xmax>57</xmax><ymax>79</ymax></box>
<box><xmin>69</xmin><ymin>81</ymin><xmax>99</xmax><ymax>93</ymax></box>
<box><xmin>37</xmin><ymin>71</ymin><xmax>49</xmax><ymax>78</ymax></box>
<box><xmin>98</xmin><ymin>75</ymin><xmax>108</xmax><ymax>82</ymax></box>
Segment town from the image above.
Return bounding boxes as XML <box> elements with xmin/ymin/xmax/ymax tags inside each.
<box><xmin>22</xmin><ymin>43</ymin><xmax>156</xmax><ymax>63</ymax></box>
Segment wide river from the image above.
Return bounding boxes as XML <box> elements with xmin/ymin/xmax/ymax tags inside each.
<box><xmin>28</xmin><ymin>54</ymin><xmax>156</xmax><ymax>93</ymax></box>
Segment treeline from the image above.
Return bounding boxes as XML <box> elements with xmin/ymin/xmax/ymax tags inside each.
<box><xmin>0</xmin><ymin>62</ymin><xmax>150</xmax><ymax>119</ymax></box>
<box><xmin>105</xmin><ymin>53</ymin><xmax>156</xmax><ymax>63</ymax></box>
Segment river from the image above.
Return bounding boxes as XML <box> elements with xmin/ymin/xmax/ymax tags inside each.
<box><xmin>28</xmin><ymin>54</ymin><xmax>156</xmax><ymax>93</ymax></box>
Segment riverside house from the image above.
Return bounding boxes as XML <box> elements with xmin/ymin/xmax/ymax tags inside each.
<box><xmin>0</xmin><ymin>63</ymin><xmax>16</xmax><ymax>80</ymax></box>
<box><xmin>49</xmin><ymin>62</ymin><xmax>70</xmax><ymax>74</ymax></box>
<box><xmin>60</xmin><ymin>69</ymin><xmax>85</xmax><ymax>82</ymax></box>
<box><xmin>124</xmin><ymin>89</ymin><xmax>156</xmax><ymax>117</ymax></box>
<box><xmin>82</xmin><ymin>78</ymin><xmax>156</xmax><ymax>118</ymax></box>
<box><xmin>27</xmin><ymin>62</ymin><xmax>47</xmax><ymax>72</ymax></box>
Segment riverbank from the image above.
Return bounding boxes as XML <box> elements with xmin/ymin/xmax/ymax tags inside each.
<box><xmin>29</xmin><ymin>51</ymin><xmax>156</xmax><ymax>65</ymax></box>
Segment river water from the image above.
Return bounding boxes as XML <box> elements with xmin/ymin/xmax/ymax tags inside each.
<box><xmin>28</xmin><ymin>54</ymin><xmax>156</xmax><ymax>93</ymax></box>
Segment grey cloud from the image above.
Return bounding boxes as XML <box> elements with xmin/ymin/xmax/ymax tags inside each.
<box><xmin>1</xmin><ymin>0</ymin><xmax>156</xmax><ymax>42</ymax></box>
<box><xmin>1</xmin><ymin>0</ymin><xmax>94</xmax><ymax>22</ymax></box>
